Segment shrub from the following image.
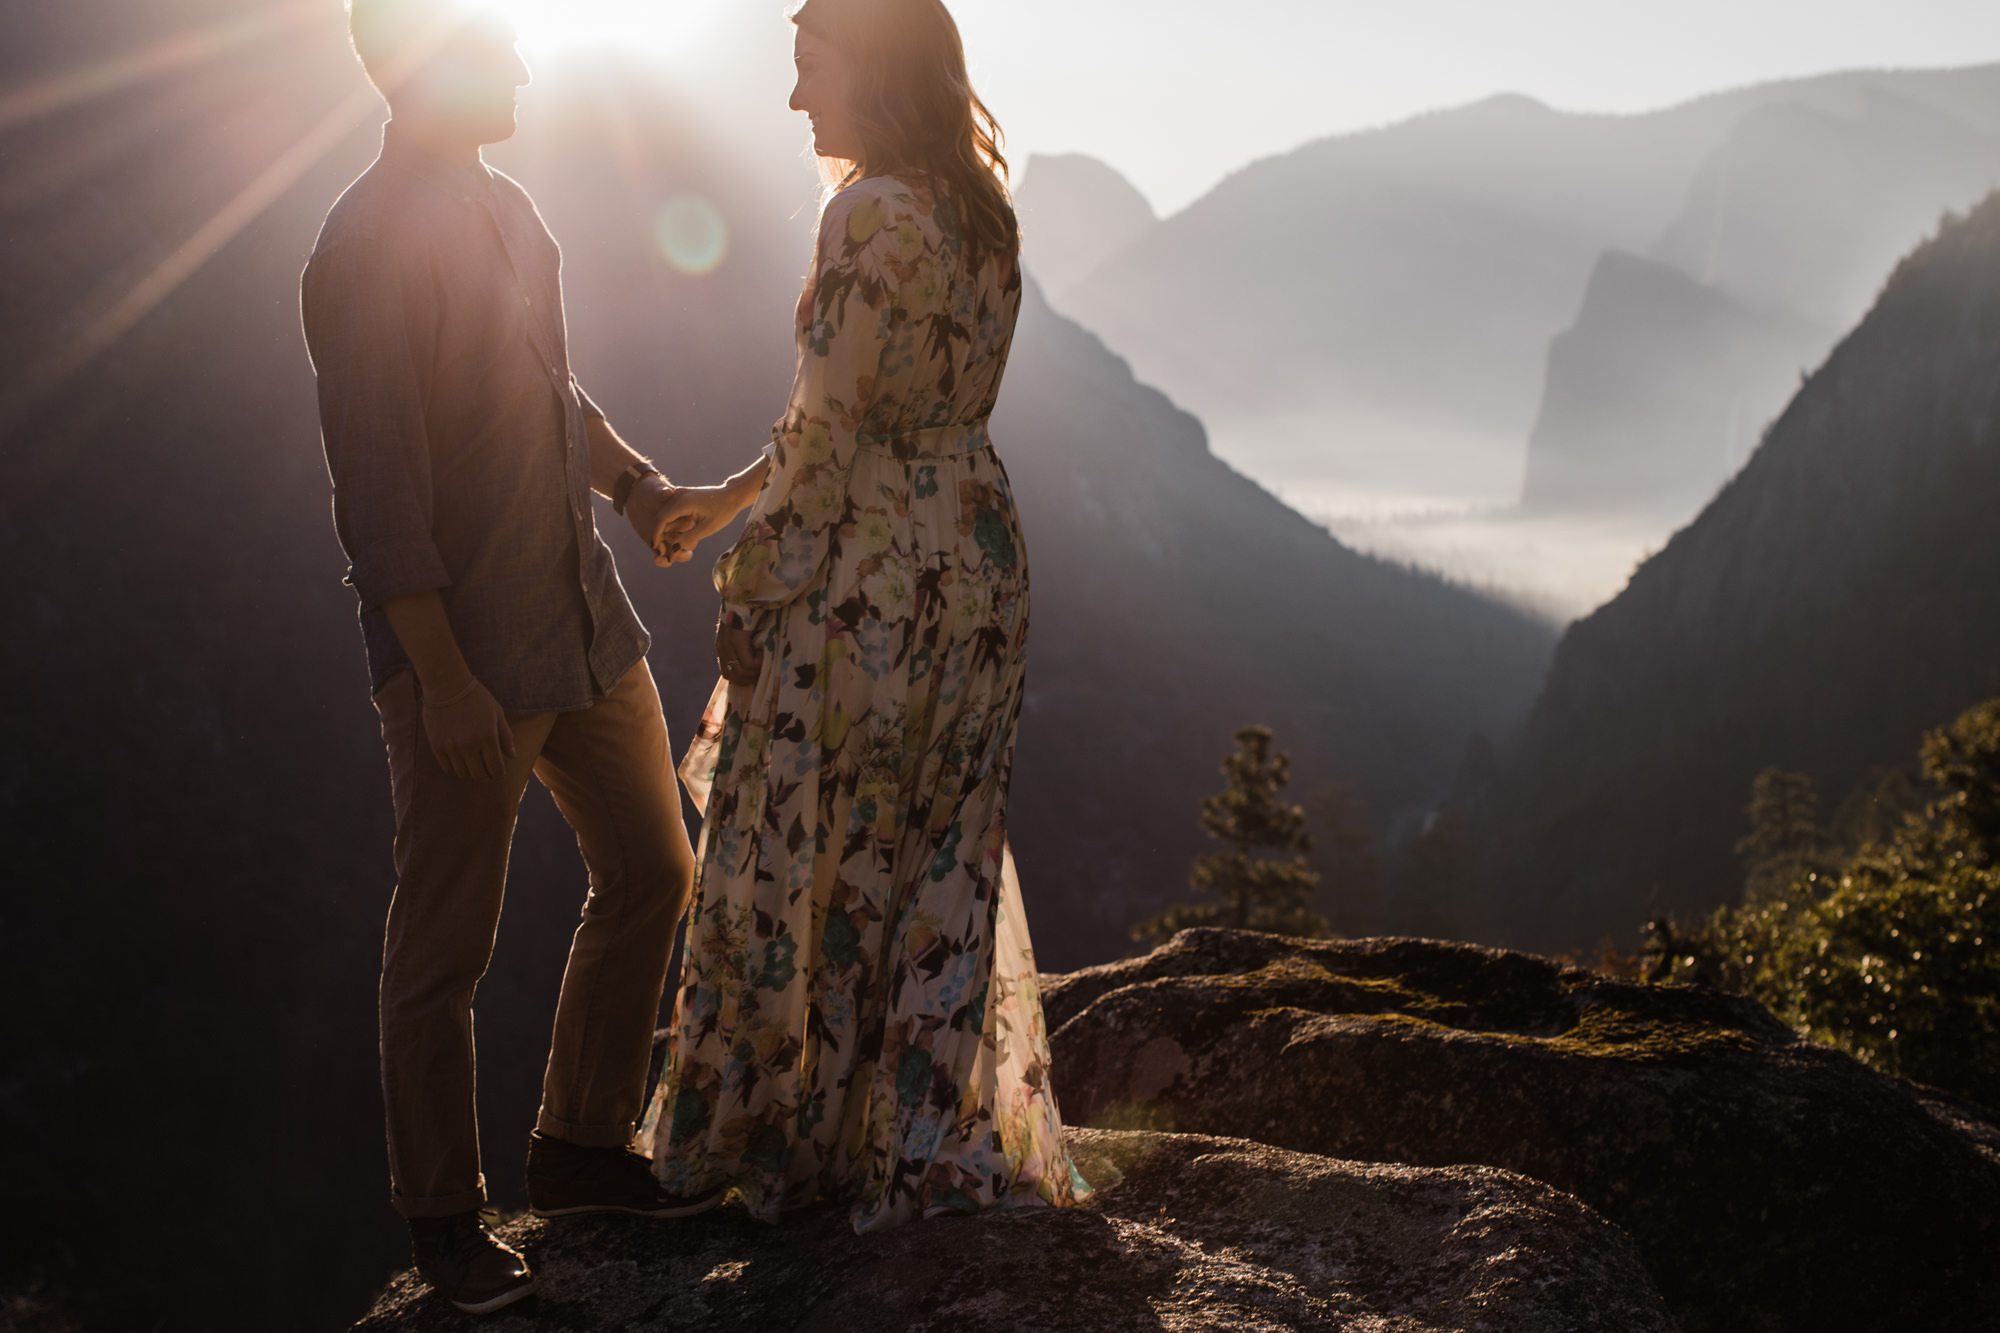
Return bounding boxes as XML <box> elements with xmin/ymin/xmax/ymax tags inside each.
<box><xmin>1653</xmin><ymin>699</ymin><xmax>2000</xmax><ymax>1108</ymax></box>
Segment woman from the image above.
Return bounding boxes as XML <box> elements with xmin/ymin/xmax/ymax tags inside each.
<box><xmin>644</xmin><ymin>0</ymin><xmax>1088</xmax><ymax>1230</ymax></box>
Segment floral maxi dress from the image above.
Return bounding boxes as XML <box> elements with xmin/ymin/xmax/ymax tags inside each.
<box><xmin>645</xmin><ymin>175</ymin><xmax>1089</xmax><ymax>1230</ymax></box>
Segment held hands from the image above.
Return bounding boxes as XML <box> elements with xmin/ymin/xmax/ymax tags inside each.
<box><xmin>620</xmin><ymin>457</ymin><xmax>773</xmax><ymax>681</ymax></box>
<box><xmin>652</xmin><ymin>484</ymin><xmax>749</xmax><ymax>566</ymax></box>
<box><xmin>622</xmin><ymin>475</ymin><xmax>696</xmax><ymax>567</ymax></box>
<box><xmin>640</xmin><ymin>459</ymin><xmax>771</xmax><ymax>568</ymax></box>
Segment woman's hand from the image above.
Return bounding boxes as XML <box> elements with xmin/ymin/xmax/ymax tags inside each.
<box><xmin>648</xmin><ymin>459</ymin><xmax>774</xmax><ymax>567</ymax></box>
<box><xmin>650</xmin><ymin>485</ymin><xmax>736</xmax><ymax>566</ymax></box>
<box><xmin>716</xmin><ymin>616</ymin><xmax>764</xmax><ymax>687</ymax></box>
<box><xmin>623</xmin><ymin>475</ymin><xmax>682</xmax><ymax>561</ymax></box>
<box><xmin>640</xmin><ymin>488</ymin><xmax>704</xmax><ymax>564</ymax></box>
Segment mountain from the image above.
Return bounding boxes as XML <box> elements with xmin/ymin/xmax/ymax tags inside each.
<box><xmin>1055</xmin><ymin>67</ymin><xmax>2000</xmax><ymax>524</ymax></box>
<box><xmin>1012</xmin><ymin>151</ymin><xmax>1157</xmax><ymax>295</ymax></box>
<box><xmin>1654</xmin><ymin>89</ymin><xmax>2000</xmax><ymax>326</ymax></box>
<box><xmin>1483</xmin><ymin>189</ymin><xmax>2000</xmax><ymax>953</ymax></box>
<box><xmin>1520</xmin><ymin>87</ymin><xmax>2000</xmax><ymax>522</ymax></box>
<box><xmin>0</xmin><ymin>9</ymin><xmax>1552</xmax><ymax>1328</ymax></box>
<box><xmin>997</xmin><ymin>280</ymin><xmax>1554</xmax><ymax>956</ymax></box>
<box><xmin>1518</xmin><ymin>251</ymin><xmax>1829</xmax><ymax>519</ymax></box>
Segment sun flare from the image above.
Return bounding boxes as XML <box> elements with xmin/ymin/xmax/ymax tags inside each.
<box><xmin>493</xmin><ymin>0</ymin><xmax>725</xmax><ymax>57</ymax></box>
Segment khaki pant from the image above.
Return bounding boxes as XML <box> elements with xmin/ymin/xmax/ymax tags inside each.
<box><xmin>373</xmin><ymin>661</ymin><xmax>694</xmax><ymax>1218</ymax></box>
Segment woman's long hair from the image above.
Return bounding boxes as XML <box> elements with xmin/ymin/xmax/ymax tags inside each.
<box><xmin>791</xmin><ymin>0</ymin><xmax>1017</xmax><ymax>260</ymax></box>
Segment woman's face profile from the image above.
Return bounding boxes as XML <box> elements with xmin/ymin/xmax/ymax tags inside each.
<box><xmin>790</xmin><ymin>27</ymin><xmax>861</xmax><ymax>162</ymax></box>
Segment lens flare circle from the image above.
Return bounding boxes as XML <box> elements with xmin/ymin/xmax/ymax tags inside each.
<box><xmin>655</xmin><ymin>194</ymin><xmax>729</xmax><ymax>276</ymax></box>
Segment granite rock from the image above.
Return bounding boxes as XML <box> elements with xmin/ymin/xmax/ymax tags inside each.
<box><xmin>352</xmin><ymin>1128</ymin><xmax>1676</xmax><ymax>1332</ymax></box>
<box><xmin>1045</xmin><ymin>929</ymin><xmax>2000</xmax><ymax>1333</ymax></box>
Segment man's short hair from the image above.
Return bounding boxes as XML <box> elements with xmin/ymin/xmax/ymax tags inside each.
<box><xmin>347</xmin><ymin>0</ymin><xmax>463</xmax><ymax>90</ymax></box>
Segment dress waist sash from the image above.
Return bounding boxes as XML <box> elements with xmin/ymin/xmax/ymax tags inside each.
<box><xmin>854</xmin><ymin>418</ymin><xmax>992</xmax><ymax>460</ymax></box>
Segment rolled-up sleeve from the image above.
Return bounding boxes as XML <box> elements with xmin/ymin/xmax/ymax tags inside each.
<box><xmin>572</xmin><ymin>376</ymin><xmax>607</xmax><ymax>421</ymax></box>
<box><xmin>302</xmin><ymin>236</ymin><xmax>451</xmax><ymax>607</ymax></box>
<box><xmin>712</xmin><ymin>188</ymin><xmax>899</xmax><ymax>629</ymax></box>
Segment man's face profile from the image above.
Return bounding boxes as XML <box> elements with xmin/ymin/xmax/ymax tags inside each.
<box><xmin>355</xmin><ymin>1</ymin><xmax>532</xmax><ymax>146</ymax></box>
<box><xmin>410</xmin><ymin>15</ymin><xmax>529</xmax><ymax>146</ymax></box>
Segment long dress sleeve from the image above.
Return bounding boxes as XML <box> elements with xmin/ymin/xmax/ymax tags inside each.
<box><xmin>713</xmin><ymin>185</ymin><xmax>927</xmax><ymax>627</ymax></box>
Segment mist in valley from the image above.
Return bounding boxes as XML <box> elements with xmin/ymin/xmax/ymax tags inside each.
<box><xmin>1030</xmin><ymin>66</ymin><xmax>2000</xmax><ymax>617</ymax></box>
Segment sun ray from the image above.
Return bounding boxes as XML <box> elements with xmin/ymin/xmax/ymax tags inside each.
<box><xmin>0</xmin><ymin>10</ymin><xmax>494</xmax><ymax>438</ymax></box>
<box><xmin>499</xmin><ymin>0</ymin><xmax>728</xmax><ymax>57</ymax></box>
<box><xmin>0</xmin><ymin>2</ymin><xmax>328</xmax><ymax>135</ymax></box>
<box><xmin>0</xmin><ymin>83</ymin><xmax>380</xmax><ymax>438</ymax></box>
<box><xmin>0</xmin><ymin>61</ymin><xmax>238</xmax><ymax>218</ymax></box>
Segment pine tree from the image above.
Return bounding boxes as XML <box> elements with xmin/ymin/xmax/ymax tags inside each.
<box><xmin>1736</xmin><ymin>768</ymin><xmax>1824</xmax><ymax>902</ymax></box>
<box><xmin>1132</xmin><ymin>726</ymin><xmax>1329</xmax><ymax>948</ymax></box>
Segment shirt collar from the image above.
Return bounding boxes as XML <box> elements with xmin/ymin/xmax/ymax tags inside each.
<box><xmin>379</xmin><ymin>121</ymin><xmax>494</xmax><ymax>197</ymax></box>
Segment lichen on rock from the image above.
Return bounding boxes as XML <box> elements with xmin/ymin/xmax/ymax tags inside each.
<box><xmin>1046</xmin><ymin>929</ymin><xmax>2000</xmax><ymax>1333</ymax></box>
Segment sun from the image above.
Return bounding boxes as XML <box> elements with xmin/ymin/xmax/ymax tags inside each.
<box><xmin>493</xmin><ymin>0</ymin><xmax>725</xmax><ymax>57</ymax></box>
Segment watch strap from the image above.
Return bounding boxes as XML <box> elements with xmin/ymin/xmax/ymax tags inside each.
<box><xmin>612</xmin><ymin>461</ymin><xmax>662</xmax><ymax>516</ymax></box>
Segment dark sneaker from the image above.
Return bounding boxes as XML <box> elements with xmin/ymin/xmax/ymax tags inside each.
<box><xmin>526</xmin><ymin>1130</ymin><xmax>725</xmax><ymax>1219</ymax></box>
<box><xmin>407</xmin><ymin>1210</ymin><xmax>536</xmax><ymax>1315</ymax></box>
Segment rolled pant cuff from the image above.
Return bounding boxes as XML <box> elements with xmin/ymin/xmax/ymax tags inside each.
<box><xmin>393</xmin><ymin>1182</ymin><xmax>489</xmax><ymax>1219</ymax></box>
<box><xmin>536</xmin><ymin>1109</ymin><xmax>637</xmax><ymax>1149</ymax></box>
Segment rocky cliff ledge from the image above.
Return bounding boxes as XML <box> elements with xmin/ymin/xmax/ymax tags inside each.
<box><xmin>354</xmin><ymin>1128</ymin><xmax>1672</xmax><ymax>1332</ymax></box>
<box><xmin>1047</xmin><ymin>930</ymin><xmax>2000</xmax><ymax>1333</ymax></box>
<box><xmin>355</xmin><ymin>931</ymin><xmax>2000</xmax><ymax>1331</ymax></box>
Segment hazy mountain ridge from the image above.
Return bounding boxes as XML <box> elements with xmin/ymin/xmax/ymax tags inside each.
<box><xmin>1654</xmin><ymin>88</ymin><xmax>2000</xmax><ymax>321</ymax></box>
<box><xmin>1519</xmin><ymin>250</ymin><xmax>1833</xmax><ymax>518</ymax></box>
<box><xmin>1012</xmin><ymin>151</ymin><xmax>1156</xmax><ymax>296</ymax></box>
<box><xmin>998</xmin><ymin>281</ymin><xmax>1555</xmax><ymax>957</ymax></box>
<box><xmin>1483</xmin><ymin>188</ymin><xmax>2000</xmax><ymax>952</ymax></box>
<box><xmin>1049</xmin><ymin>65</ymin><xmax>2000</xmax><ymax>610</ymax></box>
<box><xmin>1059</xmin><ymin>92</ymin><xmax>1680</xmax><ymax>504</ymax></box>
<box><xmin>1522</xmin><ymin>84</ymin><xmax>2000</xmax><ymax>522</ymax></box>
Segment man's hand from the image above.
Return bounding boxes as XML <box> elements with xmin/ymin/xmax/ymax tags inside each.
<box><xmin>423</xmin><ymin>677</ymin><xmax>517</xmax><ymax>780</ymax></box>
<box><xmin>624</xmin><ymin>474</ymin><xmax>692</xmax><ymax>565</ymax></box>
<box><xmin>654</xmin><ymin>479</ymin><xmax>759</xmax><ymax>566</ymax></box>
<box><xmin>377</xmin><ymin>591</ymin><xmax>517</xmax><ymax>781</ymax></box>
<box><xmin>716</xmin><ymin>617</ymin><xmax>764</xmax><ymax>687</ymax></box>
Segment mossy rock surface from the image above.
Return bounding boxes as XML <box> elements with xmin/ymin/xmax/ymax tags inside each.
<box><xmin>352</xmin><ymin>1129</ymin><xmax>1675</xmax><ymax>1332</ymax></box>
<box><xmin>1045</xmin><ymin>929</ymin><xmax>2000</xmax><ymax>1333</ymax></box>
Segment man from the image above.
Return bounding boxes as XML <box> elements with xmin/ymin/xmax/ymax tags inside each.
<box><xmin>302</xmin><ymin>0</ymin><xmax>713</xmax><ymax>1314</ymax></box>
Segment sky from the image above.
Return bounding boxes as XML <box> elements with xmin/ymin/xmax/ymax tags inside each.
<box><xmin>506</xmin><ymin>0</ymin><xmax>2000</xmax><ymax>213</ymax></box>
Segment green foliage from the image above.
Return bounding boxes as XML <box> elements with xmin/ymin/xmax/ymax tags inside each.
<box><xmin>1917</xmin><ymin>700</ymin><xmax>2000</xmax><ymax>859</ymax></box>
<box><xmin>1736</xmin><ymin>767</ymin><xmax>1828</xmax><ymax>902</ymax></box>
<box><xmin>1650</xmin><ymin>698</ymin><xmax>2000</xmax><ymax>1108</ymax></box>
<box><xmin>1827</xmin><ymin>768</ymin><xmax>1920</xmax><ymax>853</ymax></box>
<box><xmin>1133</xmin><ymin>726</ymin><xmax>1329</xmax><ymax>948</ymax></box>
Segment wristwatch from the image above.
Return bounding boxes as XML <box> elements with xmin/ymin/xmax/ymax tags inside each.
<box><xmin>612</xmin><ymin>461</ymin><xmax>663</xmax><ymax>516</ymax></box>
